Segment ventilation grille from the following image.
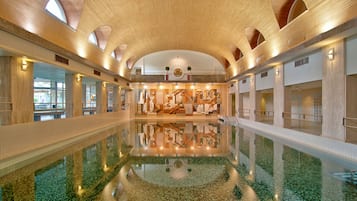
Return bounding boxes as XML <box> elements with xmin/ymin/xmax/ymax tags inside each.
<box><xmin>93</xmin><ymin>69</ymin><xmax>101</xmax><ymax>76</ymax></box>
<box><xmin>55</xmin><ymin>54</ymin><xmax>69</xmax><ymax>65</ymax></box>
<box><xmin>261</xmin><ymin>71</ymin><xmax>268</xmax><ymax>78</ymax></box>
<box><xmin>294</xmin><ymin>57</ymin><xmax>309</xmax><ymax>67</ymax></box>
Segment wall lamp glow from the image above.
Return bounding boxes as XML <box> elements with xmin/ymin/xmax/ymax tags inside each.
<box><xmin>327</xmin><ymin>48</ymin><xmax>335</xmax><ymax>60</ymax></box>
<box><xmin>275</xmin><ymin>69</ymin><xmax>280</xmax><ymax>76</ymax></box>
<box><xmin>21</xmin><ymin>59</ymin><xmax>28</xmax><ymax>71</ymax></box>
<box><xmin>76</xmin><ymin>74</ymin><xmax>82</xmax><ymax>82</ymax></box>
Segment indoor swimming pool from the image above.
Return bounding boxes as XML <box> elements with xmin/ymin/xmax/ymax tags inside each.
<box><xmin>0</xmin><ymin>120</ymin><xmax>356</xmax><ymax>201</ymax></box>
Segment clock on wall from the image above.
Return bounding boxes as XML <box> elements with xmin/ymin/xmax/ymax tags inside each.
<box><xmin>173</xmin><ymin>67</ymin><xmax>183</xmax><ymax>78</ymax></box>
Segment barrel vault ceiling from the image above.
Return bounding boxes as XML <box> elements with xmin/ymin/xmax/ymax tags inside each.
<box><xmin>0</xmin><ymin>0</ymin><xmax>357</xmax><ymax>81</ymax></box>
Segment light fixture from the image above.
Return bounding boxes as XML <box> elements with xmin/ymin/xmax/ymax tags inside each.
<box><xmin>164</xmin><ymin>66</ymin><xmax>170</xmax><ymax>81</ymax></box>
<box><xmin>275</xmin><ymin>68</ymin><xmax>280</xmax><ymax>76</ymax></box>
<box><xmin>21</xmin><ymin>59</ymin><xmax>28</xmax><ymax>71</ymax></box>
<box><xmin>327</xmin><ymin>48</ymin><xmax>335</xmax><ymax>60</ymax></box>
<box><xmin>187</xmin><ymin>66</ymin><xmax>192</xmax><ymax>80</ymax></box>
<box><xmin>76</xmin><ymin>74</ymin><xmax>82</xmax><ymax>82</ymax></box>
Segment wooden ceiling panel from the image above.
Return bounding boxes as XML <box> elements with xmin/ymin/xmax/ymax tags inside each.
<box><xmin>0</xmin><ymin>0</ymin><xmax>356</xmax><ymax>79</ymax></box>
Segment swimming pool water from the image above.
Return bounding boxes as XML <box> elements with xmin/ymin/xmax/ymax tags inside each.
<box><xmin>0</xmin><ymin>120</ymin><xmax>356</xmax><ymax>201</ymax></box>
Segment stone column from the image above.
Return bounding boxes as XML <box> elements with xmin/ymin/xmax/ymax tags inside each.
<box><xmin>255</xmin><ymin>91</ymin><xmax>262</xmax><ymax>122</ymax></box>
<box><xmin>65</xmin><ymin>73</ymin><xmax>83</xmax><ymax>118</ymax></box>
<box><xmin>274</xmin><ymin>64</ymin><xmax>285</xmax><ymax>127</ymax></box>
<box><xmin>0</xmin><ymin>56</ymin><xmax>33</xmax><ymax>125</ymax></box>
<box><xmin>273</xmin><ymin>142</ymin><xmax>284</xmax><ymax>201</ymax></box>
<box><xmin>96</xmin><ymin>81</ymin><xmax>108</xmax><ymax>114</ymax></box>
<box><xmin>284</xmin><ymin>87</ymin><xmax>292</xmax><ymax>128</ymax></box>
<box><xmin>112</xmin><ymin>85</ymin><xmax>121</xmax><ymax>112</ymax></box>
<box><xmin>249</xmin><ymin>75</ymin><xmax>256</xmax><ymax>121</ymax></box>
<box><xmin>235</xmin><ymin>82</ymin><xmax>240</xmax><ymax>118</ymax></box>
<box><xmin>322</xmin><ymin>40</ymin><xmax>346</xmax><ymax>141</ymax></box>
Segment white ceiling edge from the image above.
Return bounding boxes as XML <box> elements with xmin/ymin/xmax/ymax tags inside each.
<box><xmin>132</xmin><ymin>50</ymin><xmax>225</xmax><ymax>75</ymax></box>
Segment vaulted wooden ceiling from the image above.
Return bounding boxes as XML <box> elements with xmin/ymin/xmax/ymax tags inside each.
<box><xmin>0</xmin><ymin>0</ymin><xmax>356</xmax><ymax>80</ymax></box>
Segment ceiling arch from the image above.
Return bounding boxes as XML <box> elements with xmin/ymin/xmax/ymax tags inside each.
<box><xmin>0</xmin><ymin>0</ymin><xmax>356</xmax><ymax>80</ymax></box>
<box><xmin>133</xmin><ymin>50</ymin><xmax>225</xmax><ymax>76</ymax></box>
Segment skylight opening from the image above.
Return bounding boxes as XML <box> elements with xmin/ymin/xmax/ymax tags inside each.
<box><xmin>88</xmin><ymin>32</ymin><xmax>98</xmax><ymax>46</ymax></box>
<box><xmin>111</xmin><ymin>51</ymin><xmax>116</xmax><ymax>58</ymax></box>
<box><xmin>45</xmin><ymin>0</ymin><xmax>67</xmax><ymax>23</ymax></box>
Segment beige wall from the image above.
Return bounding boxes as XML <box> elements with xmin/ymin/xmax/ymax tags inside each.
<box><xmin>249</xmin><ymin>75</ymin><xmax>256</xmax><ymax>121</ymax></box>
<box><xmin>0</xmin><ymin>56</ymin><xmax>33</xmax><ymax>125</ymax></box>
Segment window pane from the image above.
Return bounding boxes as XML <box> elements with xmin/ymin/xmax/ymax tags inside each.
<box><xmin>88</xmin><ymin>32</ymin><xmax>98</xmax><ymax>45</ymax></box>
<box><xmin>34</xmin><ymin>81</ymin><xmax>51</xmax><ymax>88</ymax></box>
<box><xmin>45</xmin><ymin>0</ymin><xmax>67</xmax><ymax>23</ymax></box>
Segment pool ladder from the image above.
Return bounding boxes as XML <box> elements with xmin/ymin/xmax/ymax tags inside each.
<box><xmin>332</xmin><ymin>170</ymin><xmax>357</xmax><ymax>186</ymax></box>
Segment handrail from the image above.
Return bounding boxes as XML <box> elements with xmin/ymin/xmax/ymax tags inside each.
<box><xmin>254</xmin><ymin>110</ymin><xmax>274</xmax><ymax>116</ymax></box>
<box><xmin>237</xmin><ymin>108</ymin><xmax>250</xmax><ymax>113</ymax></box>
<box><xmin>343</xmin><ymin>117</ymin><xmax>357</xmax><ymax>129</ymax></box>
<box><xmin>34</xmin><ymin>108</ymin><xmax>65</xmax><ymax>113</ymax></box>
<box><xmin>282</xmin><ymin>112</ymin><xmax>322</xmax><ymax>122</ymax></box>
<box><xmin>0</xmin><ymin>102</ymin><xmax>12</xmax><ymax>112</ymax></box>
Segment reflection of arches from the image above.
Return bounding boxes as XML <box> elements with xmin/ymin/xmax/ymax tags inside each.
<box><xmin>272</xmin><ymin>0</ymin><xmax>307</xmax><ymax>29</ymax></box>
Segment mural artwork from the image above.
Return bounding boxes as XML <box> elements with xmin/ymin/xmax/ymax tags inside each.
<box><xmin>136</xmin><ymin>87</ymin><xmax>221</xmax><ymax>116</ymax></box>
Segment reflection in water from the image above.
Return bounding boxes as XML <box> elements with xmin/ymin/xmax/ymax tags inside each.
<box><xmin>133</xmin><ymin>121</ymin><xmax>227</xmax><ymax>157</ymax></box>
<box><xmin>0</xmin><ymin>121</ymin><xmax>356</xmax><ymax>201</ymax></box>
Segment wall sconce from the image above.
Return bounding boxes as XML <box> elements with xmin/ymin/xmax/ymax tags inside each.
<box><xmin>327</xmin><ymin>48</ymin><xmax>334</xmax><ymax>60</ymax></box>
<box><xmin>164</xmin><ymin>66</ymin><xmax>170</xmax><ymax>81</ymax></box>
<box><xmin>76</xmin><ymin>74</ymin><xmax>82</xmax><ymax>82</ymax></box>
<box><xmin>102</xmin><ymin>82</ymin><xmax>107</xmax><ymax>88</ymax></box>
<box><xmin>275</xmin><ymin>68</ymin><xmax>280</xmax><ymax>76</ymax></box>
<box><xmin>187</xmin><ymin>66</ymin><xmax>192</xmax><ymax>80</ymax></box>
<box><xmin>21</xmin><ymin>59</ymin><xmax>28</xmax><ymax>71</ymax></box>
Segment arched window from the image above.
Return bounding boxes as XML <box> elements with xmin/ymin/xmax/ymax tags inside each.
<box><xmin>233</xmin><ymin>48</ymin><xmax>243</xmax><ymax>61</ymax></box>
<box><xmin>111</xmin><ymin>51</ymin><xmax>116</xmax><ymax>58</ymax></box>
<box><xmin>89</xmin><ymin>26</ymin><xmax>112</xmax><ymax>50</ymax></box>
<box><xmin>45</xmin><ymin>0</ymin><xmax>67</xmax><ymax>23</ymax></box>
<box><xmin>88</xmin><ymin>32</ymin><xmax>98</xmax><ymax>46</ymax></box>
<box><xmin>245</xmin><ymin>27</ymin><xmax>265</xmax><ymax>49</ymax></box>
<box><xmin>287</xmin><ymin>0</ymin><xmax>307</xmax><ymax>23</ymax></box>
<box><xmin>271</xmin><ymin>0</ymin><xmax>307</xmax><ymax>29</ymax></box>
<box><xmin>112</xmin><ymin>44</ymin><xmax>127</xmax><ymax>61</ymax></box>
